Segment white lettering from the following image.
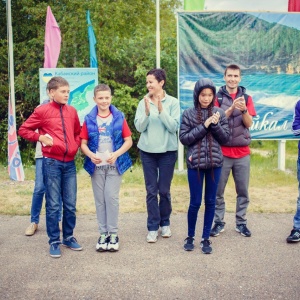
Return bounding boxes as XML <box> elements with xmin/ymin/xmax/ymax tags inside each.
<box><xmin>251</xmin><ymin>114</ymin><xmax>290</xmax><ymax>131</ymax></box>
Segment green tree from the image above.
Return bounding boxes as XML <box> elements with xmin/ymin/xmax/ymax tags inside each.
<box><xmin>1</xmin><ymin>0</ymin><xmax>180</xmax><ymax>165</ymax></box>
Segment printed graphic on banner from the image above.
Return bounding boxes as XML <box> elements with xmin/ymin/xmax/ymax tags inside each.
<box><xmin>8</xmin><ymin>96</ymin><xmax>25</xmax><ymax>181</ymax></box>
<box><xmin>178</xmin><ymin>12</ymin><xmax>300</xmax><ymax>139</ymax></box>
<box><xmin>39</xmin><ymin>68</ymin><xmax>98</xmax><ymax>124</ymax></box>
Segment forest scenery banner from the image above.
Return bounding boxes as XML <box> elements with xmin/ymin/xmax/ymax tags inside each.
<box><xmin>178</xmin><ymin>12</ymin><xmax>300</xmax><ymax>139</ymax></box>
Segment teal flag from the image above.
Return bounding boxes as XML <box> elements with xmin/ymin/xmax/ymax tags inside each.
<box><xmin>86</xmin><ymin>10</ymin><xmax>98</xmax><ymax>68</ymax></box>
<box><xmin>184</xmin><ymin>0</ymin><xmax>205</xmax><ymax>10</ymax></box>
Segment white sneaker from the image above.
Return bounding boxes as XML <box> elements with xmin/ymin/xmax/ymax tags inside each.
<box><xmin>96</xmin><ymin>234</ymin><xmax>110</xmax><ymax>252</ymax></box>
<box><xmin>147</xmin><ymin>231</ymin><xmax>158</xmax><ymax>243</ymax></box>
<box><xmin>107</xmin><ymin>234</ymin><xmax>119</xmax><ymax>252</ymax></box>
<box><xmin>161</xmin><ymin>226</ymin><xmax>172</xmax><ymax>238</ymax></box>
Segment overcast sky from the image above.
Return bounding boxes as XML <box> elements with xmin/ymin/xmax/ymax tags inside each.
<box><xmin>203</xmin><ymin>0</ymin><xmax>288</xmax><ymax>12</ymax></box>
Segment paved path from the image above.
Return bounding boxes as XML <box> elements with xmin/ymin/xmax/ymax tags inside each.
<box><xmin>0</xmin><ymin>213</ymin><xmax>299</xmax><ymax>300</ymax></box>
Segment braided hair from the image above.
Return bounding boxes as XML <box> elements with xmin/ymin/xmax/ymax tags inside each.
<box><xmin>196</xmin><ymin>101</ymin><xmax>214</xmax><ymax>165</ymax></box>
<box><xmin>196</xmin><ymin>95</ymin><xmax>215</xmax><ymax>181</ymax></box>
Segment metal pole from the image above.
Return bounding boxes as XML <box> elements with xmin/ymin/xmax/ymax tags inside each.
<box><xmin>7</xmin><ymin>0</ymin><xmax>16</xmax><ymax>117</ymax></box>
<box><xmin>177</xmin><ymin>12</ymin><xmax>184</xmax><ymax>171</ymax></box>
<box><xmin>278</xmin><ymin>140</ymin><xmax>286</xmax><ymax>171</ymax></box>
<box><xmin>156</xmin><ymin>0</ymin><xmax>160</xmax><ymax>68</ymax></box>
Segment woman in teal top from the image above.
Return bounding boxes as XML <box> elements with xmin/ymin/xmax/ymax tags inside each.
<box><xmin>134</xmin><ymin>68</ymin><xmax>180</xmax><ymax>243</ymax></box>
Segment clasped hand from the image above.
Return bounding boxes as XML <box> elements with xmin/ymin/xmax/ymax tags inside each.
<box><xmin>233</xmin><ymin>96</ymin><xmax>246</xmax><ymax>111</ymax></box>
<box><xmin>204</xmin><ymin>111</ymin><xmax>220</xmax><ymax>128</ymax></box>
<box><xmin>144</xmin><ymin>95</ymin><xmax>163</xmax><ymax>115</ymax></box>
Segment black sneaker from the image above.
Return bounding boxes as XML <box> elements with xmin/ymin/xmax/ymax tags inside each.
<box><xmin>200</xmin><ymin>239</ymin><xmax>212</xmax><ymax>254</ymax></box>
<box><xmin>286</xmin><ymin>229</ymin><xmax>300</xmax><ymax>243</ymax></box>
<box><xmin>210</xmin><ymin>223</ymin><xmax>225</xmax><ymax>237</ymax></box>
<box><xmin>183</xmin><ymin>236</ymin><xmax>195</xmax><ymax>251</ymax></box>
<box><xmin>236</xmin><ymin>224</ymin><xmax>251</xmax><ymax>237</ymax></box>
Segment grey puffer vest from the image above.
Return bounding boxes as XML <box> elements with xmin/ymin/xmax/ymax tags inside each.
<box><xmin>217</xmin><ymin>86</ymin><xmax>251</xmax><ymax>147</ymax></box>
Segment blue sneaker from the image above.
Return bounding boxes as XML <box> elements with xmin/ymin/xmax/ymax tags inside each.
<box><xmin>62</xmin><ymin>236</ymin><xmax>83</xmax><ymax>251</ymax></box>
<box><xmin>200</xmin><ymin>239</ymin><xmax>212</xmax><ymax>254</ymax></box>
<box><xmin>236</xmin><ymin>224</ymin><xmax>251</xmax><ymax>237</ymax></box>
<box><xmin>50</xmin><ymin>243</ymin><xmax>61</xmax><ymax>258</ymax></box>
<box><xmin>183</xmin><ymin>236</ymin><xmax>195</xmax><ymax>251</ymax></box>
<box><xmin>210</xmin><ymin>223</ymin><xmax>225</xmax><ymax>237</ymax></box>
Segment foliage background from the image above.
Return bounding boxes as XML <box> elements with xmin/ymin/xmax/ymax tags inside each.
<box><xmin>0</xmin><ymin>0</ymin><xmax>181</xmax><ymax>165</ymax></box>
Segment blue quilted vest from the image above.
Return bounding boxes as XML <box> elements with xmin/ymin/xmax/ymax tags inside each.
<box><xmin>83</xmin><ymin>105</ymin><xmax>132</xmax><ymax>175</ymax></box>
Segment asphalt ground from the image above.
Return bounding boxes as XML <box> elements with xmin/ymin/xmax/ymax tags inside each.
<box><xmin>0</xmin><ymin>212</ymin><xmax>299</xmax><ymax>300</ymax></box>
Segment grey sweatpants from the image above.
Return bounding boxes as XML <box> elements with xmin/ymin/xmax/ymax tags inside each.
<box><xmin>91</xmin><ymin>166</ymin><xmax>122</xmax><ymax>234</ymax></box>
<box><xmin>214</xmin><ymin>155</ymin><xmax>250</xmax><ymax>225</ymax></box>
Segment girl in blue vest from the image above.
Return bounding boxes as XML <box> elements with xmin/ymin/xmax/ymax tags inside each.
<box><xmin>80</xmin><ymin>84</ymin><xmax>132</xmax><ymax>252</ymax></box>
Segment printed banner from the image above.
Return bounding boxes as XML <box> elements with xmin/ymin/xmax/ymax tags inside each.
<box><xmin>178</xmin><ymin>12</ymin><xmax>300</xmax><ymax>139</ymax></box>
<box><xmin>203</xmin><ymin>0</ymin><xmax>288</xmax><ymax>11</ymax></box>
<box><xmin>39</xmin><ymin>68</ymin><xmax>98</xmax><ymax>124</ymax></box>
<box><xmin>8</xmin><ymin>96</ymin><xmax>25</xmax><ymax>181</ymax></box>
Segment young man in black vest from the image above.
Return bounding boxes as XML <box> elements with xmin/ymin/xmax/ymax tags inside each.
<box><xmin>210</xmin><ymin>64</ymin><xmax>257</xmax><ymax>238</ymax></box>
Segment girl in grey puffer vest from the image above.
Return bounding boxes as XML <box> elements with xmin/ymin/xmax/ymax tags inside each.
<box><xmin>179</xmin><ymin>78</ymin><xmax>229</xmax><ymax>254</ymax></box>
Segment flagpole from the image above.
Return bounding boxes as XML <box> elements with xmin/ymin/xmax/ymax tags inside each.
<box><xmin>7</xmin><ymin>0</ymin><xmax>25</xmax><ymax>181</ymax></box>
<box><xmin>156</xmin><ymin>0</ymin><xmax>160</xmax><ymax>68</ymax></box>
<box><xmin>7</xmin><ymin>0</ymin><xmax>16</xmax><ymax>118</ymax></box>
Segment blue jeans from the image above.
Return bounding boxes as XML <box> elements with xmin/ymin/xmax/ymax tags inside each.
<box><xmin>187</xmin><ymin>167</ymin><xmax>222</xmax><ymax>239</ymax></box>
<box><xmin>140</xmin><ymin>150</ymin><xmax>177</xmax><ymax>231</ymax></box>
<box><xmin>43</xmin><ymin>158</ymin><xmax>77</xmax><ymax>244</ymax></box>
<box><xmin>30</xmin><ymin>158</ymin><xmax>62</xmax><ymax>224</ymax></box>
<box><xmin>293</xmin><ymin>158</ymin><xmax>300</xmax><ymax>229</ymax></box>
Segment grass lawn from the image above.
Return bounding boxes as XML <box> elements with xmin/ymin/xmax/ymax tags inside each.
<box><xmin>0</xmin><ymin>140</ymin><xmax>299</xmax><ymax>216</ymax></box>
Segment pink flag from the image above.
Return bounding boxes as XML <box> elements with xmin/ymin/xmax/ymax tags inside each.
<box><xmin>8</xmin><ymin>96</ymin><xmax>25</xmax><ymax>181</ymax></box>
<box><xmin>44</xmin><ymin>6</ymin><xmax>61</xmax><ymax>68</ymax></box>
<box><xmin>289</xmin><ymin>0</ymin><xmax>300</xmax><ymax>11</ymax></box>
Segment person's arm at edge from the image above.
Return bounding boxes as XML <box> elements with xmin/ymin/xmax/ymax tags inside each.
<box><xmin>134</xmin><ymin>101</ymin><xmax>150</xmax><ymax>133</ymax></box>
<box><xmin>114</xmin><ymin>136</ymin><xmax>133</xmax><ymax>157</ymax></box>
<box><xmin>81</xmin><ymin>139</ymin><xmax>94</xmax><ymax>159</ymax></box>
<box><xmin>292</xmin><ymin>100</ymin><xmax>300</xmax><ymax>136</ymax></box>
<box><xmin>158</xmin><ymin>98</ymin><xmax>180</xmax><ymax>133</ymax></box>
<box><xmin>80</xmin><ymin>121</ymin><xmax>102</xmax><ymax>164</ymax></box>
<box><xmin>242</xmin><ymin>95</ymin><xmax>256</xmax><ymax>128</ymax></box>
<box><xmin>241</xmin><ymin>111</ymin><xmax>253</xmax><ymax>128</ymax></box>
<box><xmin>18</xmin><ymin>110</ymin><xmax>42</xmax><ymax>143</ymax></box>
<box><xmin>74</xmin><ymin>112</ymin><xmax>81</xmax><ymax>147</ymax></box>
